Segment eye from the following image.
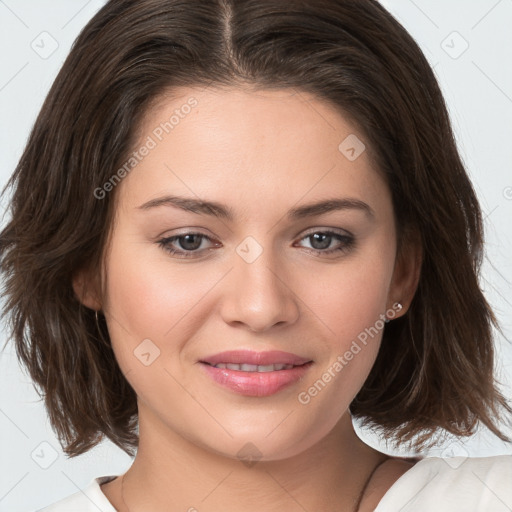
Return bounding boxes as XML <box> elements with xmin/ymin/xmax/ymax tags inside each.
<box><xmin>295</xmin><ymin>230</ymin><xmax>355</xmax><ymax>256</ymax></box>
<box><xmin>157</xmin><ymin>233</ymin><xmax>218</xmax><ymax>259</ymax></box>
<box><xmin>157</xmin><ymin>229</ymin><xmax>355</xmax><ymax>259</ymax></box>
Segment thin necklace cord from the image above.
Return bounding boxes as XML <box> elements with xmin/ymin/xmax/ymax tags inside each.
<box><xmin>120</xmin><ymin>456</ymin><xmax>389</xmax><ymax>512</ymax></box>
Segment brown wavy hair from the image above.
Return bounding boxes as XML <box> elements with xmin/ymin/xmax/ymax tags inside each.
<box><xmin>1</xmin><ymin>0</ymin><xmax>510</xmax><ymax>457</ymax></box>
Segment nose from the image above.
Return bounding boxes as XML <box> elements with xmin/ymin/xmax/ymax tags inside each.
<box><xmin>219</xmin><ymin>241</ymin><xmax>300</xmax><ymax>332</ymax></box>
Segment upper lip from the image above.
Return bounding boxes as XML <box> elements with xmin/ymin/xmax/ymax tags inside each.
<box><xmin>200</xmin><ymin>350</ymin><xmax>312</xmax><ymax>366</ymax></box>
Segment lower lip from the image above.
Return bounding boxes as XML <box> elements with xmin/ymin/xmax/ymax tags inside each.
<box><xmin>199</xmin><ymin>362</ymin><xmax>313</xmax><ymax>397</ymax></box>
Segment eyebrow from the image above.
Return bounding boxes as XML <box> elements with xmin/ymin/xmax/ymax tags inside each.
<box><xmin>137</xmin><ymin>195</ymin><xmax>375</xmax><ymax>221</ymax></box>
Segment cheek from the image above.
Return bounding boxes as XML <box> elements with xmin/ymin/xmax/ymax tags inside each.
<box><xmin>300</xmin><ymin>246</ymin><xmax>394</xmax><ymax>350</ymax></box>
<box><xmin>101</xmin><ymin>234</ymin><xmax>215</xmax><ymax>368</ymax></box>
<box><xmin>294</xmin><ymin>240</ymin><xmax>395</xmax><ymax>403</ymax></box>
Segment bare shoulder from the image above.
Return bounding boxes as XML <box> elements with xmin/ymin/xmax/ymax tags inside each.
<box><xmin>358</xmin><ymin>457</ymin><xmax>418</xmax><ymax>512</ymax></box>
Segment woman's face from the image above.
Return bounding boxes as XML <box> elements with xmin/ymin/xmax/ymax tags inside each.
<box><xmin>85</xmin><ymin>86</ymin><xmax>416</xmax><ymax>461</ymax></box>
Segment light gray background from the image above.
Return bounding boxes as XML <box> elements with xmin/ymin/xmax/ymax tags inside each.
<box><xmin>1</xmin><ymin>1</ymin><xmax>511</xmax><ymax>511</ymax></box>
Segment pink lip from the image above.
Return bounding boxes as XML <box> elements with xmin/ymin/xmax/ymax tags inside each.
<box><xmin>199</xmin><ymin>350</ymin><xmax>313</xmax><ymax>397</ymax></box>
<box><xmin>200</xmin><ymin>350</ymin><xmax>311</xmax><ymax>366</ymax></box>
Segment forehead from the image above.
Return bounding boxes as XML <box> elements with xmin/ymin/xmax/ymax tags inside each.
<box><xmin>139</xmin><ymin>85</ymin><xmax>365</xmax><ymax>156</ymax></box>
<box><xmin>115</xmin><ymin>85</ymin><xmax>390</xmax><ymax>218</ymax></box>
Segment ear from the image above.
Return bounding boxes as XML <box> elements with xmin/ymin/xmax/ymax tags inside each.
<box><xmin>72</xmin><ymin>265</ymin><xmax>103</xmax><ymax>311</ymax></box>
<box><xmin>387</xmin><ymin>228</ymin><xmax>422</xmax><ymax>318</ymax></box>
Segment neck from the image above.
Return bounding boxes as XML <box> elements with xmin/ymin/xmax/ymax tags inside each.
<box><xmin>112</xmin><ymin>406</ymin><xmax>387</xmax><ymax>512</ymax></box>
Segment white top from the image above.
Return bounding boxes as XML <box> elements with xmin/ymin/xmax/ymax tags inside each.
<box><xmin>34</xmin><ymin>455</ymin><xmax>512</xmax><ymax>511</ymax></box>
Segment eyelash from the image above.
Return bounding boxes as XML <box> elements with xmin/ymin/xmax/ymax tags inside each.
<box><xmin>157</xmin><ymin>230</ymin><xmax>355</xmax><ymax>259</ymax></box>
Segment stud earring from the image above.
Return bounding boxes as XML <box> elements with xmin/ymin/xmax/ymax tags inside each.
<box><xmin>385</xmin><ymin>302</ymin><xmax>403</xmax><ymax>322</ymax></box>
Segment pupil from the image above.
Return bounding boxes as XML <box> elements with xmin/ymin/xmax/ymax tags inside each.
<box><xmin>311</xmin><ymin>233</ymin><xmax>331</xmax><ymax>250</ymax></box>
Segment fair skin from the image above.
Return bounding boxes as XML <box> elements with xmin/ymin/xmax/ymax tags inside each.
<box><xmin>74</xmin><ymin>86</ymin><xmax>421</xmax><ymax>511</ymax></box>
